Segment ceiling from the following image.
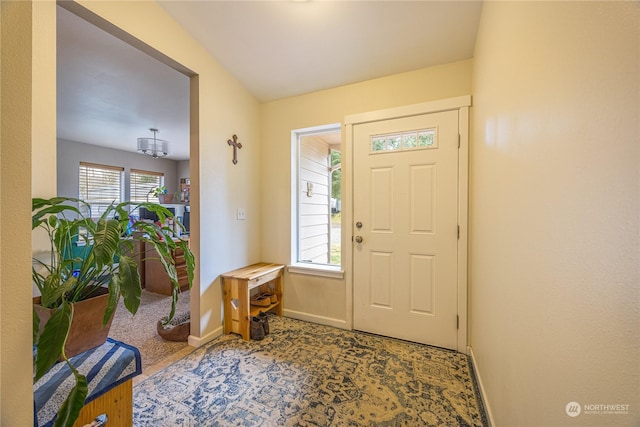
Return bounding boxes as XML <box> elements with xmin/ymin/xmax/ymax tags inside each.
<box><xmin>57</xmin><ymin>1</ymin><xmax>483</xmax><ymax>161</ymax></box>
<box><xmin>57</xmin><ymin>6</ymin><xmax>191</xmax><ymax>160</ymax></box>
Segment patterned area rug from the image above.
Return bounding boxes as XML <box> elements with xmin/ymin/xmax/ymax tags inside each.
<box><xmin>133</xmin><ymin>316</ymin><xmax>487</xmax><ymax>426</ymax></box>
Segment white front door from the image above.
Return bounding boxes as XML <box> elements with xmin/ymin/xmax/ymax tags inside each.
<box><xmin>352</xmin><ymin>109</ymin><xmax>459</xmax><ymax>350</ymax></box>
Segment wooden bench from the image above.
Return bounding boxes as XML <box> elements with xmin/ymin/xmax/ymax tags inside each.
<box><xmin>222</xmin><ymin>263</ymin><xmax>285</xmax><ymax>340</ymax></box>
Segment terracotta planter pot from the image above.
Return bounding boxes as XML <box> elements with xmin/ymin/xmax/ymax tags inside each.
<box><xmin>33</xmin><ymin>287</ymin><xmax>115</xmax><ymax>359</ymax></box>
<box><xmin>158</xmin><ymin>194</ymin><xmax>173</xmax><ymax>204</ymax></box>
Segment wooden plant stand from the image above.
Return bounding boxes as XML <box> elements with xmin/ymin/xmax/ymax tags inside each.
<box><xmin>72</xmin><ymin>379</ymin><xmax>132</xmax><ymax>426</ymax></box>
<box><xmin>221</xmin><ymin>263</ymin><xmax>284</xmax><ymax>340</ymax></box>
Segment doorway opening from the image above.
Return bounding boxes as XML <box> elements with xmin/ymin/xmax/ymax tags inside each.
<box><xmin>56</xmin><ymin>2</ymin><xmax>199</xmax><ymax>371</ymax></box>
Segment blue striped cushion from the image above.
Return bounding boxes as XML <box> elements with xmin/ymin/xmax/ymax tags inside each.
<box><xmin>34</xmin><ymin>338</ymin><xmax>141</xmax><ymax>427</ymax></box>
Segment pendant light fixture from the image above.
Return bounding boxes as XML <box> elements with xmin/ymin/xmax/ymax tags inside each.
<box><xmin>137</xmin><ymin>128</ymin><xmax>169</xmax><ymax>159</ymax></box>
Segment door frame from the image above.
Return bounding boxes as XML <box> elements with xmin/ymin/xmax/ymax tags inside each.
<box><xmin>343</xmin><ymin>95</ymin><xmax>471</xmax><ymax>353</ymax></box>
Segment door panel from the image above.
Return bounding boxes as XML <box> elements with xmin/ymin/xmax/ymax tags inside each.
<box><xmin>370</xmin><ymin>251</ymin><xmax>393</xmax><ymax>308</ymax></box>
<box><xmin>371</xmin><ymin>168</ymin><xmax>393</xmax><ymax>232</ymax></box>
<box><xmin>410</xmin><ymin>164</ymin><xmax>435</xmax><ymax>233</ymax></box>
<box><xmin>409</xmin><ymin>254</ymin><xmax>435</xmax><ymax>314</ymax></box>
<box><xmin>353</xmin><ymin>110</ymin><xmax>459</xmax><ymax>349</ymax></box>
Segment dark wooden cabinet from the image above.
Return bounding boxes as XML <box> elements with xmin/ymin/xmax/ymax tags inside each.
<box><xmin>144</xmin><ymin>241</ymin><xmax>190</xmax><ymax>295</ymax></box>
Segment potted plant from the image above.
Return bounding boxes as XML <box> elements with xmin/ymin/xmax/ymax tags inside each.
<box><xmin>32</xmin><ymin>196</ymin><xmax>194</xmax><ymax>426</ymax></box>
<box><xmin>149</xmin><ymin>185</ymin><xmax>173</xmax><ymax>204</ymax></box>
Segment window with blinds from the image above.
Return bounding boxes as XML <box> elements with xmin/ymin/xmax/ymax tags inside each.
<box><xmin>130</xmin><ymin>169</ymin><xmax>164</xmax><ymax>206</ymax></box>
<box><xmin>79</xmin><ymin>162</ymin><xmax>124</xmax><ymax>219</ymax></box>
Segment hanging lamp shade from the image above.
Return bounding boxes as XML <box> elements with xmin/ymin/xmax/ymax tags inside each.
<box><xmin>137</xmin><ymin>128</ymin><xmax>169</xmax><ymax>159</ymax></box>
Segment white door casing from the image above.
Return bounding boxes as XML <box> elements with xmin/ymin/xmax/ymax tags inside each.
<box><xmin>344</xmin><ymin>96</ymin><xmax>470</xmax><ymax>352</ymax></box>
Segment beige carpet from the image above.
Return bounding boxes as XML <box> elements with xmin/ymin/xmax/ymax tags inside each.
<box><xmin>109</xmin><ymin>289</ymin><xmax>191</xmax><ymax>370</ymax></box>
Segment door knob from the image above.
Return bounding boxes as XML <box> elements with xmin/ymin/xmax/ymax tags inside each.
<box><xmin>355</xmin><ymin>235</ymin><xmax>363</xmax><ymax>243</ymax></box>
<box><xmin>356</xmin><ymin>221</ymin><xmax>363</xmax><ymax>229</ymax></box>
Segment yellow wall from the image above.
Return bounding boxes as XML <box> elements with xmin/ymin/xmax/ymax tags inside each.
<box><xmin>470</xmin><ymin>2</ymin><xmax>639</xmax><ymax>425</ymax></box>
<box><xmin>0</xmin><ymin>1</ymin><xmax>35</xmax><ymax>423</ymax></box>
<box><xmin>31</xmin><ymin>0</ymin><xmax>57</xmax><ymax>254</ymax></box>
<box><xmin>261</xmin><ymin>60</ymin><xmax>472</xmax><ymax>326</ymax></box>
<box><xmin>31</xmin><ymin>0</ymin><xmax>57</xmax><ymax>200</ymax></box>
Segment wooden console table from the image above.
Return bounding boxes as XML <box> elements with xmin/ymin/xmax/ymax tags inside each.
<box><xmin>221</xmin><ymin>263</ymin><xmax>284</xmax><ymax>340</ymax></box>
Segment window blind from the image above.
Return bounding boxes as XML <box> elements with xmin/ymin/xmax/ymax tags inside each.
<box><xmin>79</xmin><ymin>162</ymin><xmax>124</xmax><ymax>218</ymax></box>
<box><xmin>130</xmin><ymin>169</ymin><xmax>164</xmax><ymax>205</ymax></box>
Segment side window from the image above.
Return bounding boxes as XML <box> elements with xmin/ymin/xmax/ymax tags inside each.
<box><xmin>78</xmin><ymin>162</ymin><xmax>124</xmax><ymax>219</ymax></box>
<box><xmin>329</xmin><ymin>149</ymin><xmax>342</xmax><ymax>265</ymax></box>
<box><xmin>292</xmin><ymin>124</ymin><xmax>342</xmax><ymax>268</ymax></box>
<box><xmin>130</xmin><ymin>169</ymin><xmax>164</xmax><ymax>215</ymax></box>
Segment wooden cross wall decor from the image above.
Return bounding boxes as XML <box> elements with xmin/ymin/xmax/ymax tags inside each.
<box><xmin>227</xmin><ymin>134</ymin><xmax>242</xmax><ymax>165</ymax></box>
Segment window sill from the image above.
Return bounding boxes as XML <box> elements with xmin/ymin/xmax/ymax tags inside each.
<box><xmin>287</xmin><ymin>263</ymin><xmax>344</xmax><ymax>280</ymax></box>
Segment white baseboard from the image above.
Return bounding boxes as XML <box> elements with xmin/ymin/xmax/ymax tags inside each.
<box><xmin>284</xmin><ymin>309</ymin><xmax>348</xmax><ymax>330</ymax></box>
<box><xmin>468</xmin><ymin>345</ymin><xmax>496</xmax><ymax>427</ymax></box>
<box><xmin>188</xmin><ymin>325</ymin><xmax>223</xmax><ymax>348</ymax></box>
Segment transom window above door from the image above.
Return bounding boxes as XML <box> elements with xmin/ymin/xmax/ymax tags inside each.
<box><xmin>371</xmin><ymin>127</ymin><xmax>437</xmax><ymax>153</ymax></box>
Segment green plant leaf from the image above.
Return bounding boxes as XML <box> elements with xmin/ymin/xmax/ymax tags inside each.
<box><xmin>137</xmin><ymin>202</ymin><xmax>172</xmax><ymax>223</ymax></box>
<box><xmin>143</xmin><ymin>239</ymin><xmax>177</xmax><ymax>283</ymax></box>
<box><xmin>39</xmin><ymin>273</ymin><xmax>61</xmax><ymax>308</ymax></box>
<box><xmin>169</xmin><ymin>285</ymin><xmax>178</xmax><ymax>321</ymax></box>
<box><xmin>48</xmin><ymin>215</ymin><xmax>59</xmax><ymax>228</ymax></box>
<box><xmin>33</xmin><ymin>196</ymin><xmax>84</xmax><ymax>211</ymax></box>
<box><xmin>53</xmin><ymin>363</ymin><xmax>88</xmax><ymax>427</ymax></box>
<box><xmin>32</xmin><ymin>204</ymin><xmax>75</xmax><ymax>229</ymax></box>
<box><xmin>118</xmin><ymin>255</ymin><xmax>141</xmax><ymax>315</ymax></box>
<box><xmin>178</xmin><ymin>239</ymin><xmax>195</xmax><ymax>288</ymax></box>
<box><xmin>51</xmin><ymin>219</ymin><xmax>76</xmax><ymax>268</ymax></box>
<box><xmin>103</xmin><ymin>277</ymin><xmax>120</xmax><ymax>326</ymax></box>
<box><xmin>114</xmin><ymin>203</ymin><xmax>130</xmax><ymax>223</ymax></box>
<box><xmin>92</xmin><ymin>218</ymin><xmax>119</xmax><ymax>269</ymax></box>
<box><xmin>34</xmin><ymin>301</ymin><xmax>72</xmax><ymax>382</ymax></box>
<box><xmin>118</xmin><ymin>238</ymin><xmax>134</xmax><ymax>255</ymax></box>
<box><xmin>41</xmin><ymin>274</ymin><xmax>76</xmax><ymax>308</ymax></box>
<box><xmin>32</xmin><ymin>200</ymin><xmax>84</xmax><ymax>230</ymax></box>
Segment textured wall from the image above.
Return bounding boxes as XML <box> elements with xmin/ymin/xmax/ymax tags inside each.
<box><xmin>1</xmin><ymin>1</ymin><xmax>36</xmax><ymax>424</ymax></box>
<box><xmin>470</xmin><ymin>2</ymin><xmax>639</xmax><ymax>425</ymax></box>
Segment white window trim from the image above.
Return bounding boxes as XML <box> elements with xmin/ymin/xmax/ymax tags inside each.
<box><xmin>287</xmin><ymin>263</ymin><xmax>344</xmax><ymax>279</ymax></box>
<box><xmin>291</xmin><ymin>123</ymin><xmax>344</xmax><ymax>278</ymax></box>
